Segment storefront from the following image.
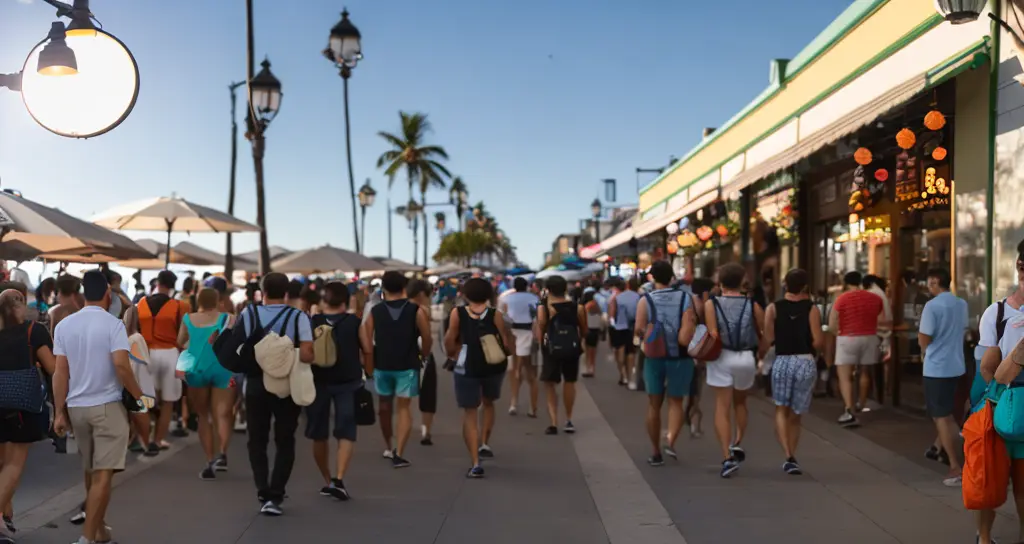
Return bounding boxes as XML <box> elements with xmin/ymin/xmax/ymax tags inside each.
<box><xmin>631</xmin><ymin>0</ymin><xmax>997</xmax><ymax>408</ymax></box>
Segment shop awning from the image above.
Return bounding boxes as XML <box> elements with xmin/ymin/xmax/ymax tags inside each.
<box><xmin>633</xmin><ymin>190</ymin><xmax>720</xmax><ymax>239</ymax></box>
<box><xmin>720</xmin><ymin>74</ymin><xmax>927</xmax><ymax>197</ymax></box>
<box><xmin>599</xmin><ymin>226</ymin><xmax>635</xmax><ymax>253</ymax></box>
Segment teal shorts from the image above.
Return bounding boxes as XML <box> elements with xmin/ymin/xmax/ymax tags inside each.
<box><xmin>643</xmin><ymin>357</ymin><xmax>695</xmax><ymax>398</ymax></box>
<box><xmin>185</xmin><ymin>362</ymin><xmax>235</xmax><ymax>389</ymax></box>
<box><xmin>374</xmin><ymin>369</ymin><xmax>419</xmax><ymax>398</ymax></box>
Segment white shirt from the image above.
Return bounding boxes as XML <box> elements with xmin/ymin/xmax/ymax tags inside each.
<box><xmin>501</xmin><ymin>291</ymin><xmax>539</xmax><ymax>325</ymax></box>
<box><xmin>977</xmin><ymin>299</ymin><xmax>1024</xmax><ymax>362</ymax></box>
<box><xmin>53</xmin><ymin>306</ymin><xmax>130</xmax><ymax>408</ymax></box>
<box><xmin>867</xmin><ymin>285</ymin><xmax>893</xmax><ymax>339</ymax></box>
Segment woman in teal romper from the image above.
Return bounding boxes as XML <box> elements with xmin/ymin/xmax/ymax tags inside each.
<box><xmin>177</xmin><ymin>288</ymin><xmax>236</xmax><ymax>480</ymax></box>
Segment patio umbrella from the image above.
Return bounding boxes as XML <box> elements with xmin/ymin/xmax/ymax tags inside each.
<box><xmin>0</xmin><ymin>191</ymin><xmax>154</xmax><ymax>261</ymax></box>
<box><xmin>236</xmin><ymin>246</ymin><xmax>291</xmax><ymax>271</ymax></box>
<box><xmin>270</xmin><ymin>245</ymin><xmax>382</xmax><ymax>274</ymax></box>
<box><xmin>91</xmin><ymin>196</ymin><xmax>261</xmax><ymax>269</ymax></box>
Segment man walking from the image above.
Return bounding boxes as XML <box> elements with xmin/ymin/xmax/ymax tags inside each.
<box><xmin>917</xmin><ymin>267</ymin><xmax>967</xmax><ymax>487</ymax></box>
<box><xmin>828</xmin><ymin>271</ymin><xmax>883</xmax><ymax>427</ymax></box>
<box><xmin>360</xmin><ymin>272</ymin><xmax>431</xmax><ymax>468</ymax></box>
<box><xmin>53</xmin><ymin>271</ymin><xmax>149</xmax><ymax>544</ymax></box>
<box><xmin>536</xmin><ymin>275</ymin><xmax>587</xmax><ymax>434</ymax></box>
<box><xmin>608</xmin><ymin>278</ymin><xmax>641</xmax><ymax>388</ymax></box>
<box><xmin>499</xmin><ymin>277</ymin><xmax>540</xmax><ymax>417</ymax></box>
<box><xmin>136</xmin><ymin>270</ymin><xmax>184</xmax><ymax>451</ymax></box>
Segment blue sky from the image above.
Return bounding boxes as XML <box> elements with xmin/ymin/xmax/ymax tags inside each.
<box><xmin>0</xmin><ymin>0</ymin><xmax>850</xmax><ymax>270</ymax></box>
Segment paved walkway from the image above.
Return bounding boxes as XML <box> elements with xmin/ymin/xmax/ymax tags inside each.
<box><xmin>12</xmin><ymin>344</ymin><xmax>1022</xmax><ymax>543</ymax></box>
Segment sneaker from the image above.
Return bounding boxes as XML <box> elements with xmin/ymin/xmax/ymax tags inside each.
<box><xmin>466</xmin><ymin>465</ymin><xmax>485</xmax><ymax>479</ymax></box>
<box><xmin>213</xmin><ymin>454</ymin><xmax>228</xmax><ymax>472</ymax></box>
<box><xmin>564</xmin><ymin>421</ymin><xmax>576</xmax><ymax>434</ymax></box>
<box><xmin>478</xmin><ymin>444</ymin><xmax>494</xmax><ymax>459</ymax></box>
<box><xmin>69</xmin><ymin>509</ymin><xmax>86</xmax><ymax>525</ymax></box>
<box><xmin>319</xmin><ymin>484</ymin><xmax>332</xmax><ymax>497</ymax></box>
<box><xmin>544</xmin><ymin>426</ymin><xmax>558</xmax><ymax>435</ymax></box>
<box><xmin>233</xmin><ymin>419</ymin><xmax>247</xmax><ymax>433</ymax></box>
<box><xmin>627</xmin><ymin>382</ymin><xmax>638</xmax><ymax>391</ymax></box>
<box><xmin>508</xmin><ymin>405</ymin><xmax>518</xmax><ymax>416</ymax></box>
<box><xmin>647</xmin><ymin>454</ymin><xmax>665</xmax><ymax>467</ymax></box>
<box><xmin>663</xmin><ymin>445</ymin><xmax>678</xmax><ymax>459</ymax></box>
<box><xmin>925</xmin><ymin>445</ymin><xmax>942</xmax><ymax>461</ymax></box>
<box><xmin>420</xmin><ymin>436</ymin><xmax>433</xmax><ymax>446</ymax></box>
<box><xmin>158</xmin><ymin>441</ymin><xmax>172</xmax><ymax>450</ymax></box>
<box><xmin>200</xmin><ymin>465</ymin><xmax>216</xmax><ymax>481</ymax></box>
<box><xmin>260</xmin><ymin>500</ymin><xmax>282</xmax><ymax>516</ymax></box>
<box><xmin>526</xmin><ymin>411</ymin><xmax>537</xmax><ymax>419</ymax></box>
<box><xmin>382</xmin><ymin>449</ymin><xmax>394</xmax><ymax>459</ymax></box>
<box><xmin>145</xmin><ymin>442</ymin><xmax>160</xmax><ymax>457</ymax></box>
<box><xmin>783</xmin><ymin>459</ymin><xmax>802</xmax><ymax>475</ymax></box>
<box><xmin>392</xmin><ymin>454</ymin><xmax>411</xmax><ymax>469</ymax></box>
<box><xmin>3</xmin><ymin>514</ymin><xmax>14</xmax><ymax>533</ymax></box>
<box><xmin>943</xmin><ymin>474</ymin><xmax>963</xmax><ymax>487</ymax></box>
<box><xmin>128</xmin><ymin>441</ymin><xmax>145</xmax><ymax>454</ymax></box>
<box><xmin>729</xmin><ymin>445</ymin><xmax>746</xmax><ymax>462</ymax></box>
<box><xmin>720</xmin><ymin>458</ymin><xmax>740</xmax><ymax>478</ymax></box>
<box><xmin>837</xmin><ymin>411</ymin><xmax>859</xmax><ymax>428</ymax></box>
<box><xmin>327</xmin><ymin>479</ymin><xmax>350</xmax><ymax>501</ymax></box>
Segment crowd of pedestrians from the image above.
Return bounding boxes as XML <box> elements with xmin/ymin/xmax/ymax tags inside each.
<box><xmin>3</xmin><ymin>241</ymin><xmax>1024</xmax><ymax>543</ymax></box>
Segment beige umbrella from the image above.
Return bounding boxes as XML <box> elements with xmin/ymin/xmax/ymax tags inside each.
<box><xmin>270</xmin><ymin>245</ymin><xmax>382</xmax><ymax>274</ymax></box>
<box><xmin>236</xmin><ymin>246</ymin><xmax>291</xmax><ymax>271</ymax></box>
<box><xmin>92</xmin><ymin>196</ymin><xmax>260</xmax><ymax>269</ymax></box>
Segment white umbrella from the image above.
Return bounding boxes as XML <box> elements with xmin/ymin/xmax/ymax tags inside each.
<box><xmin>92</xmin><ymin>196</ymin><xmax>261</xmax><ymax>269</ymax></box>
<box><xmin>270</xmin><ymin>245</ymin><xmax>383</xmax><ymax>274</ymax></box>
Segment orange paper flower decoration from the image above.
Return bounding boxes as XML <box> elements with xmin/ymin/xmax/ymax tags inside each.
<box><xmin>932</xmin><ymin>146</ymin><xmax>947</xmax><ymax>161</ymax></box>
<box><xmin>924</xmin><ymin>110</ymin><xmax>946</xmax><ymax>131</ymax></box>
<box><xmin>696</xmin><ymin>226</ymin><xmax>713</xmax><ymax>242</ymax></box>
<box><xmin>854</xmin><ymin>147</ymin><xmax>872</xmax><ymax>166</ymax></box>
<box><xmin>667</xmin><ymin>241</ymin><xmax>678</xmax><ymax>254</ymax></box>
<box><xmin>874</xmin><ymin>169</ymin><xmax>888</xmax><ymax>182</ymax></box>
<box><xmin>896</xmin><ymin>128</ymin><xmax>916</xmax><ymax>150</ymax></box>
<box><xmin>716</xmin><ymin>224</ymin><xmax>729</xmax><ymax>237</ymax></box>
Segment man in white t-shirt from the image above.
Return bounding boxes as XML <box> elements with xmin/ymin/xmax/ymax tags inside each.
<box><xmin>499</xmin><ymin>278</ymin><xmax>540</xmax><ymax>416</ymax></box>
<box><xmin>53</xmin><ymin>271</ymin><xmax>148</xmax><ymax>544</ymax></box>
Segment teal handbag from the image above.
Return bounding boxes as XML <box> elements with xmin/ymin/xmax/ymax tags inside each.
<box><xmin>994</xmin><ymin>384</ymin><xmax>1024</xmax><ymax>442</ymax></box>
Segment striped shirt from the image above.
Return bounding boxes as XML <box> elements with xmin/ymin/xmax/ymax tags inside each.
<box><xmin>834</xmin><ymin>289</ymin><xmax>883</xmax><ymax>337</ymax></box>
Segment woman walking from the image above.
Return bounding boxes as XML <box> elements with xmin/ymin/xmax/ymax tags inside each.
<box><xmin>705</xmin><ymin>263</ymin><xmax>764</xmax><ymax>478</ymax></box>
<box><xmin>176</xmin><ymin>288</ymin><xmax>236</xmax><ymax>480</ymax></box>
<box><xmin>0</xmin><ymin>289</ymin><xmax>57</xmax><ymax>542</ymax></box>
<box><xmin>122</xmin><ymin>306</ymin><xmax>158</xmax><ymax>455</ymax></box>
<box><xmin>582</xmin><ymin>291</ymin><xmax>602</xmax><ymax>377</ymax></box>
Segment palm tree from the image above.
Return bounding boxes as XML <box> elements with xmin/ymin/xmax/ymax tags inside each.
<box><xmin>376</xmin><ymin>111</ymin><xmax>451</xmax><ymax>266</ymax></box>
<box><xmin>448</xmin><ymin>177</ymin><xmax>468</xmax><ymax>231</ymax></box>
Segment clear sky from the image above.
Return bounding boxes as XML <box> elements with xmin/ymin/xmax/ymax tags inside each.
<box><xmin>0</xmin><ymin>0</ymin><xmax>850</xmax><ymax>270</ymax></box>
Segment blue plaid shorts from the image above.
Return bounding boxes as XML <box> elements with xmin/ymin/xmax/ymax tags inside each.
<box><xmin>771</xmin><ymin>354</ymin><xmax>816</xmax><ymax>415</ymax></box>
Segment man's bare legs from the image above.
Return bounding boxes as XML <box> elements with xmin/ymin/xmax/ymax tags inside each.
<box><xmin>378</xmin><ymin>397</ymin><xmax>394</xmax><ymax>454</ymax></box>
<box><xmin>563</xmin><ymin>382</ymin><xmax>576</xmax><ymax>424</ymax></box>
<box><xmin>394</xmin><ymin>397</ymin><xmax>412</xmax><ymax>458</ymax></box>
<box><xmin>545</xmin><ymin>382</ymin><xmax>560</xmax><ymax>428</ymax></box>
<box><xmin>508</xmin><ymin>356</ymin><xmax>523</xmax><ymax>414</ymax></box>
<box><xmin>857</xmin><ymin>365</ymin><xmax>873</xmax><ymax>409</ymax></box>
<box><xmin>83</xmin><ymin>469</ymin><xmax>113</xmax><ymax>543</ymax></box>
<box><xmin>522</xmin><ymin>363</ymin><xmax>539</xmax><ymax>416</ymax></box>
<box><xmin>934</xmin><ymin>415</ymin><xmax>962</xmax><ymax>480</ymax></box>
<box><xmin>836</xmin><ymin>366</ymin><xmax>856</xmax><ymax>413</ymax></box>
<box><xmin>646</xmin><ymin>394</ymin><xmax>664</xmax><ymax>456</ymax></box>
<box><xmin>154</xmin><ymin>400</ymin><xmax>174</xmax><ymax>447</ymax></box>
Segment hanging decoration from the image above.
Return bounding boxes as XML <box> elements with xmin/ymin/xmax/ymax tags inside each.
<box><xmin>667</xmin><ymin>240</ymin><xmax>678</xmax><ymax>254</ymax></box>
<box><xmin>677</xmin><ymin>230</ymin><xmax>698</xmax><ymax>248</ymax></box>
<box><xmin>874</xmin><ymin>169</ymin><xmax>889</xmax><ymax>182</ymax></box>
<box><xmin>666</xmin><ymin>222</ymin><xmax>679</xmax><ymax>235</ymax></box>
<box><xmin>678</xmin><ymin>217</ymin><xmax>689</xmax><ymax>230</ymax></box>
<box><xmin>924</xmin><ymin>110</ymin><xmax>946</xmax><ymax>131</ymax></box>
<box><xmin>715</xmin><ymin>223</ymin><xmax>729</xmax><ymax>238</ymax></box>
<box><xmin>932</xmin><ymin>146</ymin><xmax>947</xmax><ymax>161</ymax></box>
<box><xmin>696</xmin><ymin>225</ymin><xmax>714</xmax><ymax>242</ymax></box>
<box><xmin>854</xmin><ymin>147</ymin><xmax>873</xmax><ymax>166</ymax></box>
<box><xmin>896</xmin><ymin>128</ymin><xmax>916</xmax><ymax>149</ymax></box>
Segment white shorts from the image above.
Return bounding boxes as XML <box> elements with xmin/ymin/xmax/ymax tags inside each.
<box><xmin>706</xmin><ymin>349</ymin><xmax>756</xmax><ymax>391</ymax></box>
<box><xmin>512</xmin><ymin>329</ymin><xmax>534</xmax><ymax>358</ymax></box>
<box><xmin>148</xmin><ymin>348</ymin><xmax>182</xmax><ymax>402</ymax></box>
<box><xmin>835</xmin><ymin>335</ymin><xmax>880</xmax><ymax>366</ymax></box>
<box><xmin>132</xmin><ymin>361</ymin><xmax>156</xmax><ymax>399</ymax></box>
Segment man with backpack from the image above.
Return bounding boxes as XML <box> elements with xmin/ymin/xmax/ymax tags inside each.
<box><xmin>306</xmin><ymin>281</ymin><xmax>367</xmax><ymax>501</ymax></box>
<box><xmin>359</xmin><ymin>272</ymin><xmax>432</xmax><ymax>469</ymax></box>
<box><xmin>235</xmin><ymin>273</ymin><xmax>314</xmax><ymax>516</ymax></box>
<box><xmin>608</xmin><ymin>277</ymin><xmax>641</xmax><ymax>389</ymax></box>
<box><xmin>535</xmin><ymin>275</ymin><xmax>587</xmax><ymax>435</ymax></box>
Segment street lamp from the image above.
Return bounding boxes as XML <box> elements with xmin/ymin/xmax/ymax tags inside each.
<box><xmin>247</xmin><ymin>57</ymin><xmax>282</xmax><ymax>274</ymax></box>
<box><xmin>324</xmin><ymin>8</ymin><xmax>364</xmax><ymax>253</ymax></box>
<box><xmin>358</xmin><ymin>179</ymin><xmax>376</xmax><ymax>252</ymax></box>
<box><xmin>591</xmin><ymin>198</ymin><xmax>602</xmax><ymax>244</ymax></box>
<box><xmin>403</xmin><ymin>199</ymin><xmax>423</xmax><ymax>264</ymax></box>
<box><xmin>934</xmin><ymin>0</ymin><xmax>1024</xmax><ymax>41</ymax></box>
<box><xmin>3</xmin><ymin>0</ymin><xmax>140</xmax><ymax>138</ymax></box>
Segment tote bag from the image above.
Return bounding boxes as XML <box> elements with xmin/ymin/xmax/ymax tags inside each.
<box><xmin>963</xmin><ymin>397</ymin><xmax>1010</xmax><ymax>510</ymax></box>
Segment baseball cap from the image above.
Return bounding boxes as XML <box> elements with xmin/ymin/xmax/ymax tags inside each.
<box><xmin>82</xmin><ymin>270</ymin><xmax>109</xmax><ymax>302</ymax></box>
<box><xmin>203</xmin><ymin>276</ymin><xmax>228</xmax><ymax>294</ymax></box>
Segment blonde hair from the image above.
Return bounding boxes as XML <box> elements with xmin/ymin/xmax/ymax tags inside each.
<box><xmin>123</xmin><ymin>305</ymin><xmax>140</xmax><ymax>336</ymax></box>
<box><xmin>197</xmin><ymin>288</ymin><xmax>219</xmax><ymax>311</ymax></box>
<box><xmin>0</xmin><ymin>289</ymin><xmax>25</xmax><ymax>332</ymax></box>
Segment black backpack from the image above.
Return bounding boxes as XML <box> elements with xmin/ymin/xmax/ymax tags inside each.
<box><xmin>544</xmin><ymin>299</ymin><xmax>580</xmax><ymax>358</ymax></box>
<box><xmin>215</xmin><ymin>305</ymin><xmax>295</xmax><ymax>374</ymax></box>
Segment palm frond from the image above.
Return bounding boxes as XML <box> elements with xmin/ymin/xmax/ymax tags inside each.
<box><xmin>425</xmin><ymin>159</ymin><xmax>453</xmax><ymax>180</ymax></box>
<box><xmin>377</xmin><ymin>131</ymin><xmax>407</xmax><ymax>151</ymax></box>
<box><xmin>418</xmin><ymin>145</ymin><xmax>449</xmax><ymax>160</ymax></box>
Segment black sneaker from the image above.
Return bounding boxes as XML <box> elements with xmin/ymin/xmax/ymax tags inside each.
<box><xmin>720</xmin><ymin>457</ymin><xmax>740</xmax><ymax>478</ymax></box>
<box><xmin>466</xmin><ymin>465</ymin><xmax>485</xmax><ymax>479</ymax></box>
<box><xmin>69</xmin><ymin>509</ymin><xmax>86</xmax><ymax>525</ymax></box>
<box><xmin>200</xmin><ymin>465</ymin><xmax>216</xmax><ymax>481</ymax></box>
<box><xmin>213</xmin><ymin>454</ymin><xmax>228</xmax><ymax>472</ymax></box>
<box><xmin>925</xmin><ymin>445</ymin><xmax>941</xmax><ymax>461</ymax></box>
<box><xmin>837</xmin><ymin>410</ymin><xmax>859</xmax><ymax>428</ymax></box>
<box><xmin>392</xmin><ymin>454</ymin><xmax>411</xmax><ymax>469</ymax></box>
<box><xmin>319</xmin><ymin>485</ymin><xmax>332</xmax><ymax>497</ymax></box>
<box><xmin>260</xmin><ymin>500</ymin><xmax>282</xmax><ymax>516</ymax></box>
<box><xmin>3</xmin><ymin>514</ymin><xmax>14</xmax><ymax>533</ymax></box>
<box><xmin>420</xmin><ymin>436</ymin><xmax>433</xmax><ymax>446</ymax></box>
<box><xmin>647</xmin><ymin>454</ymin><xmax>665</xmax><ymax>467</ymax></box>
<box><xmin>478</xmin><ymin>445</ymin><xmax>494</xmax><ymax>459</ymax></box>
<box><xmin>564</xmin><ymin>421</ymin><xmax>576</xmax><ymax>434</ymax></box>
<box><xmin>328</xmin><ymin>479</ymin><xmax>350</xmax><ymax>501</ymax></box>
<box><xmin>783</xmin><ymin>458</ymin><xmax>802</xmax><ymax>475</ymax></box>
<box><xmin>145</xmin><ymin>443</ymin><xmax>160</xmax><ymax>457</ymax></box>
<box><xmin>729</xmin><ymin>445</ymin><xmax>746</xmax><ymax>462</ymax></box>
<box><xmin>544</xmin><ymin>426</ymin><xmax>558</xmax><ymax>435</ymax></box>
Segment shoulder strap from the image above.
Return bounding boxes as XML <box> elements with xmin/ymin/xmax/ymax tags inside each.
<box><xmin>262</xmin><ymin>306</ymin><xmax>291</xmax><ymax>333</ymax></box>
<box><xmin>644</xmin><ymin>293</ymin><xmax>657</xmax><ymax>324</ymax></box>
<box><xmin>997</xmin><ymin>300</ymin><xmax>1008</xmax><ymax>342</ymax></box>
<box><xmin>711</xmin><ymin>296</ymin><xmax>734</xmax><ymax>345</ymax></box>
<box><xmin>292</xmin><ymin>310</ymin><xmax>301</xmax><ymax>348</ymax></box>
<box><xmin>27</xmin><ymin>321</ymin><xmax>33</xmax><ymax>345</ymax></box>
<box><xmin>677</xmin><ymin>289</ymin><xmax>689</xmax><ymax>319</ymax></box>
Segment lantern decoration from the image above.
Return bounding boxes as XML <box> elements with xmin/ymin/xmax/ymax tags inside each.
<box><xmin>874</xmin><ymin>169</ymin><xmax>888</xmax><ymax>182</ymax></box>
<box><xmin>854</xmin><ymin>147</ymin><xmax>873</xmax><ymax>166</ymax></box>
<box><xmin>896</xmin><ymin>128</ymin><xmax>916</xmax><ymax>149</ymax></box>
<box><xmin>666</xmin><ymin>222</ymin><xmax>679</xmax><ymax>235</ymax></box>
<box><xmin>667</xmin><ymin>241</ymin><xmax>678</xmax><ymax>254</ymax></box>
<box><xmin>678</xmin><ymin>230</ymin><xmax>698</xmax><ymax>247</ymax></box>
<box><xmin>676</xmin><ymin>234</ymin><xmax>686</xmax><ymax>245</ymax></box>
<box><xmin>716</xmin><ymin>223</ymin><xmax>729</xmax><ymax>238</ymax></box>
<box><xmin>932</xmin><ymin>146</ymin><xmax>947</xmax><ymax>161</ymax></box>
<box><xmin>924</xmin><ymin>110</ymin><xmax>946</xmax><ymax>131</ymax></box>
<box><xmin>696</xmin><ymin>225</ymin><xmax>714</xmax><ymax>242</ymax></box>
<box><xmin>678</xmin><ymin>217</ymin><xmax>689</xmax><ymax>230</ymax></box>
<box><xmin>849</xmin><ymin>213</ymin><xmax>859</xmax><ymax>224</ymax></box>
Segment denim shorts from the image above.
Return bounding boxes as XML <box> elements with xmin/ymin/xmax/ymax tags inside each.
<box><xmin>305</xmin><ymin>381</ymin><xmax>360</xmax><ymax>441</ymax></box>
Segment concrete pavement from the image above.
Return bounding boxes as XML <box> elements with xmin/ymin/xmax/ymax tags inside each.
<box><xmin>11</xmin><ymin>344</ymin><xmax>1021</xmax><ymax>543</ymax></box>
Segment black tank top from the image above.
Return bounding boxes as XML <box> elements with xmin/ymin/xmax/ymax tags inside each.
<box><xmin>372</xmin><ymin>299</ymin><xmax>420</xmax><ymax>371</ymax></box>
<box><xmin>458</xmin><ymin>306</ymin><xmax>506</xmax><ymax>377</ymax></box>
<box><xmin>774</xmin><ymin>299</ymin><xmax>814</xmax><ymax>356</ymax></box>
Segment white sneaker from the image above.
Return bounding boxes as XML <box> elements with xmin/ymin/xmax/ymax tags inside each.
<box><xmin>508</xmin><ymin>405</ymin><xmax>518</xmax><ymax>416</ymax></box>
<box><xmin>943</xmin><ymin>474</ymin><xmax>963</xmax><ymax>487</ymax></box>
<box><xmin>420</xmin><ymin>425</ymin><xmax>428</xmax><ymax>439</ymax></box>
<box><xmin>382</xmin><ymin>449</ymin><xmax>394</xmax><ymax>459</ymax></box>
<box><xmin>260</xmin><ymin>500</ymin><xmax>282</xmax><ymax>516</ymax></box>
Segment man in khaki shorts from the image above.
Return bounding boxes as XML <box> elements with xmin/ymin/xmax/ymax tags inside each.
<box><xmin>828</xmin><ymin>271</ymin><xmax>885</xmax><ymax>429</ymax></box>
<box><xmin>53</xmin><ymin>271</ymin><xmax>148</xmax><ymax>544</ymax></box>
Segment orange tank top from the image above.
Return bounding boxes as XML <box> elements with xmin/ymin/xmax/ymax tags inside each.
<box><xmin>138</xmin><ymin>297</ymin><xmax>181</xmax><ymax>350</ymax></box>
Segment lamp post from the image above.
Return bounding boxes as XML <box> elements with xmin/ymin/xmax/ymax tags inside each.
<box><xmin>358</xmin><ymin>179</ymin><xmax>376</xmax><ymax>253</ymax></box>
<box><xmin>591</xmin><ymin>197</ymin><xmax>602</xmax><ymax>244</ymax></box>
<box><xmin>1</xmin><ymin>0</ymin><xmax>140</xmax><ymax>138</ymax></box>
<box><xmin>245</xmin><ymin>56</ymin><xmax>283</xmax><ymax>275</ymax></box>
<box><xmin>324</xmin><ymin>8</ymin><xmax>364</xmax><ymax>253</ymax></box>
<box><xmin>224</xmin><ymin>80</ymin><xmax>245</xmax><ymax>282</ymax></box>
<box><xmin>402</xmin><ymin>200</ymin><xmax>424</xmax><ymax>265</ymax></box>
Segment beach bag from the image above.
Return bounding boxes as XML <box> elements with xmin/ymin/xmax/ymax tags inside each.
<box><xmin>354</xmin><ymin>386</ymin><xmax>376</xmax><ymax>426</ymax></box>
<box><xmin>642</xmin><ymin>291</ymin><xmax>687</xmax><ymax>359</ymax></box>
<box><xmin>312</xmin><ymin>314</ymin><xmax>348</xmax><ymax>368</ymax></box>
<box><xmin>963</xmin><ymin>396</ymin><xmax>1010</xmax><ymax>510</ymax></box>
<box><xmin>289</xmin><ymin>354</ymin><xmax>316</xmax><ymax>406</ymax></box>
<box><xmin>995</xmin><ymin>385</ymin><xmax>1024</xmax><ymax>442</ymax></box>
<box><xmin>254</xmin><ymin>309</ymin><xmax>299</xmax><ymax>379</ymax></box>
<box><xmin>688</xmin><ymin>324</ymin><xmax>722</xmax><ymax>361</ymax></box>
<box><xmin>0</xmin><ymin>323</ymin><xmax>46</xmax><ymax>414</ymax></box>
